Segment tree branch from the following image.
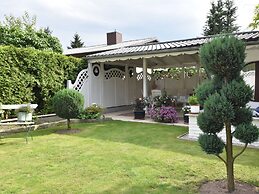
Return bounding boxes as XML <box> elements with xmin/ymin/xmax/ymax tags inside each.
<box><xmin>216</xmin><ymin>154</ymin><xmax>227</xmax><ymax>165</ymax></box>
<box><xmin>233</xmin><ymin>143</ymin><xmax>248</xmax><ymax>161</ymax></box>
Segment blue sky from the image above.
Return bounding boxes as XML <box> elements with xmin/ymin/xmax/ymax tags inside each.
<box><xmin>0</xmin><ymin>0</ymin><xmax>258</xmax><ymax>50</ymax></box>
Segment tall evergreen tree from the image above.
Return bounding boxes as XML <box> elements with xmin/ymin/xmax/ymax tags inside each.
<box><xmin>224</xmin><ymin>0</ymin><xmax>239</xmax><ymax>33</ymax></box>
<box><xmin>68</xmin><ymin>33</ymin><xmax>85</xmax><ymax>49</ymax></box>
<box><xmin>203</xmin><ymin>0</ymin><xmax>239</xmax><ymax>36</ymax></box>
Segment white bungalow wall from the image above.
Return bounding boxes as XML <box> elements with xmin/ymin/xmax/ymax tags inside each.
<box><xmin>136</xmin><ymin>73</ymin><xmax>152</xmax><ymax>98</ymax></box>
<box><xmin>70</xmin><ymin>65</ymin><xmax>207</xmax><ymax>108</ymax></box>
<box><xmin>87</xmin><ymin>64</ymin><xmax>138</xmax><ymax>108</ymax></box>
<box><xmin>155</xmin><ymin>74</ymin><xmax>205</xmax><ymax>97</ymax></box>
<box><xmin>90</xmin><ymin>64</ymin><xmax>103</xmax><ymax>106</ymax></box>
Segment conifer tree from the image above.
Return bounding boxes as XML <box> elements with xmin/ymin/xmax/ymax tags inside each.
<box><xmin>196</xmin><ymin>36</ymin><xmax>259</xmax><ymax>192</ymax></box>
<box><xmin>203</xmin><ymin>0</ymin><xmax>239</xmax><ymax>36</ymax></box>
<box><xmin>68</xmin><ymin>33</ymin><xmax>85</xmax><ymax>49</ymax></box>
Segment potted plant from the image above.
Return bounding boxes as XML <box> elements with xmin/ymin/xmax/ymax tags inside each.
<box><xmin>16</xmin><ymin>105</ymin><xmax>33</xmax><ymax>122</ymax></box>
<box><xmin>188</xmin><ymin>95</ymin><xmax>200</xmax><ymax>113</ymax></box>
<box><xmin>133</xmin><ymin>98</ymin><xmax>145</xmax><ymax>119</ymax></box>
<box><xmin>182</xmin><ymin>105</ymin><xmax>191</xmax><ymax>123</ymax></box>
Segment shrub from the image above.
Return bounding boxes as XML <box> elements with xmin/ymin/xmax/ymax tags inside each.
<box><xmin>153</xmin><ymin>93</ymin><xmax>173</xmax><ymax>107</ymax></box>
<box><xmin>149</xmin><ymin>106</ymin><xmax>178</xmax><ymax>123</ymax></box>
<box><xmin>182</xmin><ymin>105</ymin><xmax>191</xmax><ymax>114</ymax></box>
<box><xmin>79</xmin><ymin>104</ymin><xmax>103</xmax><ymax>120</ymax></box>
<box><xmin>133</xmin><ymin>98</ymin><xmax>145</xmax><ymax>111</ymax></box>
<box><xmin>188</xmin><ymin>95</ymin><xmax>198</xmax><ymax>105</ymax></box>
<box><xmin>52</xmin><ymin>89</ymin><xmax>84</xmax><ymax>130</ymax></box>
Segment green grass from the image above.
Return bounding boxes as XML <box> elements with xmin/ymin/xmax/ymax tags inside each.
<box><xmin>0</xmin><ymin>120</ymin><xmax>259</xmax><ymax>193</ymax></box>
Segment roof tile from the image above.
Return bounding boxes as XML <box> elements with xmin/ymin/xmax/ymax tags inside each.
<box><xmin>87</xmin><ymin>31</ymin><xmax>259</xmax><ymax>59</ymax></box>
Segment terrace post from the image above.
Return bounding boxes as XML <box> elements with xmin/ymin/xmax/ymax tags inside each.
<box><xmin>100</xmin><ymin>62</ymin><xmax>104</xmax><ymax>106</ymax></box>
<box><xmin>196</xmin><ymin>62</ymin><xmax>201</xmax><ymax>86</ymax></box>
<box><xmin>143</xmin><ymin>58</ymin><xmax>148</xmax><ymax>98</ymax></box>
<box><xmin>182</xmin><ymin>63</ymin><xmax>186</xmax><ymax>96</ymax></box>
<box><xmin>88</xmin><ymin>61</ymin><xmax>93</xmax><ymax>106</ymax></box>
<box><xmin>255</xmin><ymin>62</ymin><xmax>259</xmax><ymax>102</ymax></box>
<box><xmin>125</xmin><ymin>64</ymin><xmax>129</xmax><ymax>104</ymax></box>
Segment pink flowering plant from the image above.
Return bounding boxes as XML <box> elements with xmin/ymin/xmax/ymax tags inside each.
<box><xmin>148</xmin><ymin>106</ymin><xmax>178</xmax><ymax>123</ymax></box>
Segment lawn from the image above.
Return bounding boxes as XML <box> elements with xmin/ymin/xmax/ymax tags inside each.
<box><xmin>0</xmin><ymin>120</ymin><xmax>259</xmax><ymax>193</ymax></box>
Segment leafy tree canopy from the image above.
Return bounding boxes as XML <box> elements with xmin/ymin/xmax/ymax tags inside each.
<box><xmin>0</xmin><ymin>12</ymin><xmax>63</xmax><ymax>53</ymax></box>
<box><xmin>203</xmin><ymin>0</ymin><xmax>239</xmax><ymax>36</ymax></box>
<box><xmin>68</xmin><ymin>33</ymin><xmax>85</xmax><ymax>49</ymax></box>
<box><xmin>249</xmin><ymin>4</ymin><xmax>259</xmax><ymax>30</ymax></box>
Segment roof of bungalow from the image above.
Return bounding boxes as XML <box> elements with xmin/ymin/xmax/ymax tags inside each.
<box><xmin>63</xmin><ymin>37</ymin><xmax>158</xmax><ymax>57</ymax></box>
<box><xmin>87</xmin><ymin>31</ymin><xmax>259</xmax><ymax>60</ymax></box>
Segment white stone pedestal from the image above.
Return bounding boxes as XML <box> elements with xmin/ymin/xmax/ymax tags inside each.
<box><xmin>187</xmin><ymin>114</ymin><xmax>259</xmax><ymax>147</ymax></box>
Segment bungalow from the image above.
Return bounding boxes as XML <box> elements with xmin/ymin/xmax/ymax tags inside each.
<box><xmin>66</xmin><ymin>31</ymin><xmax>259</xmax><ymax>109</ymax></box>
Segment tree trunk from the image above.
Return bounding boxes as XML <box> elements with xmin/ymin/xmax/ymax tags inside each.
<box><xmin>67</xmin><ymin>118</ymin><xmax>71</xmax><ymax>130</ymax></box>
<box><xmin>225</xmin><ymin>122</ymin><xmax>235</xmax><ymax>192</ymax></box>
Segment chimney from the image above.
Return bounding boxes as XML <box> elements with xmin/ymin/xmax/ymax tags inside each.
<box><xmin>107</xmin><ymin>31</ymin><xmax>122</xmax><ymax>45</ymax></box>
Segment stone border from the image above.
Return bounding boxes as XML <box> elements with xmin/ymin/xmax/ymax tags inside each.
<box><xmin>0</xmin><ymin>117</ymin><xmax>113</xmax><ymax>135</ymax></box>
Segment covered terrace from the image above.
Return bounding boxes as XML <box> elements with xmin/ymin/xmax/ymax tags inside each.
<box><xmin>84</xmin><ymin>31</ymin><xmax>259</xmax><ymax>108</ymax></box>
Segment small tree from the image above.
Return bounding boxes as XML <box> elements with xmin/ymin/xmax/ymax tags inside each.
<box><xmin>52</xmin><ymin>89</ymin><xmax>84</xmax><ymax>130</ymax></box>
<box><xmin>196</xmin><ymin>36</ymin><xmax>259</xmax><ymax>192</ymax></box>
<box><xmin>67</xmin><ymin>33</ymin><xmax>85</xmax><ymax>49</ymax></box>
<box><xmin>203</xmin><ymin>0</ymin><xmax>239</xmax><ymax>36</ymax></box>
<box><xmin>249</xmin><ymin>4</ymin><xmax>259</xmax><ymax>30</ymax></box>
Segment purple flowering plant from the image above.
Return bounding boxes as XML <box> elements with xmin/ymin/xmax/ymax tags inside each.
<box><xmin>148</xmin><ymin>106</ymin><xmax>178</xmax><ymax>123</ymax></box>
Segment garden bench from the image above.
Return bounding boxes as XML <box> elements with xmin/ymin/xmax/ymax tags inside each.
<box><xmin>0</xmin><ymin>104</ymin><xmax>38</xmax><ymax>143</ymax></box>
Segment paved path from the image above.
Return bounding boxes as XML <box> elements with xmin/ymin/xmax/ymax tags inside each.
<box><xmin>0</xmin><ymin>110</ymin><xmax>188</xmax><ymax>134</ymax></box>
<box><xmin>105</xmin><ymin>110</ymin><xmax>188</xmax><ymax>127</ymax></box>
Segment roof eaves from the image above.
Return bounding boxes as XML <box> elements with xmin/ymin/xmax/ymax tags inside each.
<box><xmin>86</xmin><ymin>35</ymin><xmax>259</xmax><ymax>60</ymax></box>
<box><xmin>87</xmin><ymin>45</ymin><xmax>201</xmax><ymax>60</ymax></box>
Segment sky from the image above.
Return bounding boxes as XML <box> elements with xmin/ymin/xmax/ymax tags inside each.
<box><xmin>0</xmin><ymin>0</ymin><xmax>258</xmax><ymax>50</ymax></box>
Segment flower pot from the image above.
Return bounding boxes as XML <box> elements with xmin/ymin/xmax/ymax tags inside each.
<box><xmin>190</xmin><ymin>105</ymin><xmax>200</xmax><ymax>113</ymax></box>
<box><xmin>134</xmin><ymin>110</ymin><xmax>145</xmax><ymax>119</ymax></box>
<box><xmin>17</xmin><ymin>112</ymin><xmax>32</xmax><ymax>122</ymax></box>
<box><xmin>183</xmin><ymin>114</ymin><xmax>189</xmax><ymax>123</ymax></box>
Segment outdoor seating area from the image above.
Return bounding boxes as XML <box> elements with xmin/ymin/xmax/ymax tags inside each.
<box><xmin>1</xmin><ymin>1</ymin><xmax>259</xmax><ymax>193</ymax></box>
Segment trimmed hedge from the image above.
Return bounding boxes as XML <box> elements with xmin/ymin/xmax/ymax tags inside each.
<box><xmin>0</xmin><ymin>45</ymin><xmax>85</xmax><ymax>113</ymax></box>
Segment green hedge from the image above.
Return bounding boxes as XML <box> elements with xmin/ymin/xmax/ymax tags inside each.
<box><xmin>0</xmin><ymin>45</ymin><xmax>85</xmax><ymax>113</ymax></box>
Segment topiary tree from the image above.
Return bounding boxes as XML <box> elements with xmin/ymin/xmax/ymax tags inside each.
<box><xmin>52</xmin><ymin>89</ymin><xmax>84</xmax><ymax>130</ymax></box>
<box><xmin>196</xmin><ymin>36</ymin><xmax>259</xmax><ymax>192</ymax></box>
